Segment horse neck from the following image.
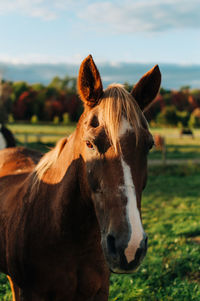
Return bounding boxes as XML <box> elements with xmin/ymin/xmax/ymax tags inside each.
<box><xmin>57</xmin><ymin>127</ymin><xmax>92</xmax><ymax>203</ymax></box>
<box><xmin>35</xmin><ymin>130</ymin><xmax>98</xmax><ymax>242</ymax></box>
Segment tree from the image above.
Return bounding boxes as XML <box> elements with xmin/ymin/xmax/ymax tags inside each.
<box><xmin>189</xmin><ymin>108</ymin><xmax>200</xmax><ymax>128</ymax></box>
<box><xmin>156</xmin><ymin>106</ymin><xmax>178</xmax><ymax>126</ymax></box>
<box><xmin>0</xmin><ymin>81</ymin><xmax>13</xmax><ymax>123</ymax></box>
<box><xmin>49</xmin><ymin>76</ymin><xmax>76</xmax><ymax>93</ymax></box>
<box><xmin>176</xmin><ymin>110</ymin><xmax>190</xmax><ymax>128</ymax></box>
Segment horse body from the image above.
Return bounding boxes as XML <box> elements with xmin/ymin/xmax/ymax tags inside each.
<box><xmin>0</xmin><ymin>55</ymin><xmax>161</xmax><ymax>300</ymax></box>
<box><xmin>0</xmin><ymin>144</ymin><xmax>109</xmax><ymax>300</ymax></box>
<box><xmin>0</xmin><ymin>148</ymin><xmax>41</xmax><ymax>274</ymax></box>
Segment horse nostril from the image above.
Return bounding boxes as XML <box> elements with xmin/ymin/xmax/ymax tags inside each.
<box><xmin>134</xmin><ymin>234</ymin><xmax>148</xmax><ymax>264</ymax></box>
<box><xmin>107</xmin><ymin>234</ymin><xmax>117</xmax><ymax>255</ymax></box>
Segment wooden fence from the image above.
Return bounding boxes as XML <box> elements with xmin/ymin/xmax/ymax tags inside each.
<box><xmin>14</xmin><ymin>133</ymin><xmax>64</xmax><ymax>146</ymax></box>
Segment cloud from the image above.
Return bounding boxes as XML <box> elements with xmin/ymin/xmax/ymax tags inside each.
<box><xmin>0</xmin><ymin>0</ymin><xmax>199</xmax><ymax>32</ymax></box>
<box><xmin>0</xmin><ymin>52</ymin><xmax>83</xmax><ymax>64</ymax></box>
<box><xmin>0</xmin><ymin>0</ymin><xmax>75</xmax><ymax>20</ymax></box>
<box><xmin>79</xmin><ymin>0</ymin><xmax>200</xmax><ymax>33</ymax></box>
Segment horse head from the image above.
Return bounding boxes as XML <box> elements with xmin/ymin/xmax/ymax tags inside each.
<box><xmin>76</xmin><ymin>55</ymin><xmax>161</xmax><ymax>273</ymax></box>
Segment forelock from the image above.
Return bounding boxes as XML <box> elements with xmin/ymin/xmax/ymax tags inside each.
<box><xmin>97</xmin><ymin>84</ymin><xmax>143</xmax><ymax>153</ymax></box>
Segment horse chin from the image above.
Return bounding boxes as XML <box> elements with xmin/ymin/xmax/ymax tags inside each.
<box><xmin>107</xmin><ymin>257</ymin><xmax>142</xmax><ymax>274</ymax></box>
<box><xmin>109</xmin><ymin>267</ymin><xmax>138</xmax><ymax>274</ymax></box>
<box><xmin>101</xmin><ymin>245</ymin><xmax>144</xmax><ymax>275</ymax></box>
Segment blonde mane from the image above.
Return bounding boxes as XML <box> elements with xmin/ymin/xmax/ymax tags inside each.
<box><xmin>33</xmin><ymin>137</ymin><xmax>68</xmax><ymax>186</ymax></box>
<box><xmin>33</xmin><ymin>84</ymin><xmax>143</xmax><ymax>186</ymax></box>
<box><xmin>98</xmin><ymin>84</ymin><xmax>142</xmax><ymax>152</ymax></box>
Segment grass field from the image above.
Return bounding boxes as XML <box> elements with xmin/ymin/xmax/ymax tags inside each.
<box><xmin>0</xmin><ymin>124</ymin><xmax>199</xmax><ymax>300</ymax></box>
<box><xmin>109</xmin><ymin>165</ymin><xmax>200</xmax><ymax>300</ymax></box>
<box><xmin>7</xmin><ymin>123</ymin><xmax>200</xmax><ymax>159</ymax></box>
<box><xmin>7</xmin><ymin>123</ymin><xmax>77</xmax><ymax>135</ymax></box>
<box><xmin>0</xmin><ymin>165</ymin><xmax>199</xmax><ymax>300</ymax></box>
<box><xmin>150</xmin><ymin>128</ymin><xmax>200</xmax><ymax>160</ymax></box>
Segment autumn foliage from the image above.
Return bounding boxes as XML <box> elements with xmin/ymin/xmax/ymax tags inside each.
<box><xmin>0</xmin><ymin>76</ymin><xmax>82</xmax><ymax>123</ymax></box>
<box><xmin>145</xmin><ymin>87</ymin><xmax>200</xmax><ymax>127</ymax></box>
<box><xmin>1</xmin><ymin>76</ymin><xmax>200</xmax><ymax>127</ymax></box>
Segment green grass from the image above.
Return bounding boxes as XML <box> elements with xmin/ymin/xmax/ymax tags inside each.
<box><xmin>109</xmin><ymin>165</ymin><xmax>200</xmax><ymax>300</ymax></box>
<box><xmin>17</xmin><ymin>141</ymin><xmax>55</xmax><ymax>153</ymax></box>
<box><xmin>149</xmin><ymin>145</ymin><xmax>200</xmax><ymax>160</ymax></box>
<box><xmin>7</xmin><ymin>123</ymin><xmax>200</xmax><ymax>160</ymax></box>
<box><xmin>0</xmin><ymin>274</ymin><xmax>12</xmax><ymax>301</ymax></box>
<box><xmin>7</xmin><ymin>122</ymin><xmax>76</xmax><ymax>152</ymax></box>
<box><xmin>150</xmin><ymin>130</ymin><xmax>200</xmax><ymax>160</ymax></box>
<box><xmin>150</xmin><ymin>127</ymin><xmax>200</xmax><ymax>136</ymax></box>
<box><xmin>149</xmin><ymin>128</ymin><xmax>200</xmax><ymax>160</ymax></box>
<box><xmin>1</xmin><ymin>125</ymin><xmax>200</xmax><ymax>299</ymax></box>
<box><xmin>7</xmin><ymin>122</ymin><xmax>76</xmax><ymax>135</ymax></box>
<box><xmin>0</xmin><ymin>165</ymin><xmax>200</xmax><ymax>300</ymax></box>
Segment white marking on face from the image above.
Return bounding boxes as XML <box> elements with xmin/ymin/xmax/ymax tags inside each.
<box><xmin>119</xmin><ymin>119</ymin><xmax>144</xmax><ymax>263</ymax></box>
<box><xmin>0</xmin><ymin>132</ymin><xmax>6</xmax><ymax>150</ymax></box>
<box><xmin>120</xmin><ymin>158</ymin><xmax>144</xmax><ymax>263</ymax></box>
<box><xmin>119</xmin><ymin>119</ymin><xmax>133</xmax><ymax>137</ymax></box>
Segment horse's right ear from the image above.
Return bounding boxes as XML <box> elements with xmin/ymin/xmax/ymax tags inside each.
<box><xmin>78</xmin><ymin>55</ymin><xmax>103</xmax><ymax>107</ymax></box>
<box><xmin>131</xmin><ymin>65</ymin><xmax>161</xmax><ymax>111</ymax></box>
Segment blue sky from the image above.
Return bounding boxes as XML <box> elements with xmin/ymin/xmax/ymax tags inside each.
<box><xmin>0</xmin><ymin>0</ymin><xmax>200</xmax><ymax>65</ymax></box>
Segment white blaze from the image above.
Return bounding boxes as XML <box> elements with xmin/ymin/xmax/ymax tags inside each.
<box><xmin>119</xmin><ymin>119</ymin><xmax>132</xmax><ymax>136</ymax></box>
<box><xmin>0</xmin><ymin>132</ymin><xmax>6</xmax><ymax>150</ymax></box>
<box><xmin>121</xmin><ymin>158</ymin><xmax>144</xmax><ymax>263</ymax></box>
<box><xmin>119</xmin><ymin>118</ymin><xmax>144</xmax><ymax>263</ymax></box>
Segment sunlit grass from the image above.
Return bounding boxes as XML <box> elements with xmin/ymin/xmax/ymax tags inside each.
<box><xmin>0</xmin><ymin>128</ymin><xmax>200</xmax><ymax>299</ymax></box>
<box><xmin>150</xmin><ymin>128</ymin><xmax>200</xmax><ymax>160</ymax></box>
<box><xmin>7</xmin><ymin>122</ymin><xmax>76</xmax><ymax>135</ymax></box>
<box><xmin>109</xmin><ymin>165</ymin><xmax>200</xmax><ymax>300</ymax></box>
<box><xmin>7</xmin><ymin>124</ymin><xmax>200</xmax><ymax>160</ymax></box>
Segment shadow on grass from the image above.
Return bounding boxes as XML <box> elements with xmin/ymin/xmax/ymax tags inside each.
<box><xmin>180</xmin><ymin>230</ymin><xmax>200</xmax><ymax>238</ymax></box>
<box><xmin>17</xmin><ymin>141</ymin><xmax>55</xmax><ymax>153</ymax></box>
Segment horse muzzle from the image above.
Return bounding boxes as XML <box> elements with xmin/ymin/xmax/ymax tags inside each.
<box><xmin>102</xmin><ymin>232</ymin><xmax>148</xmax><ymax>274</ymax></box>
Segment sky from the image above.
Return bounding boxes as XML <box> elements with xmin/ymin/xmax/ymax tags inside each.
<box><xmin>0</xmin><ymin>0</ymin><xmax>200</xmax><ymax>65</ymax></box>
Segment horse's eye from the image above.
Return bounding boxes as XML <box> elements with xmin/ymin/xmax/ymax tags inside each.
<box><xmin>86</xmin><ymin>140</ymin><xmax>94</xmax><ymax>149</ymax></box>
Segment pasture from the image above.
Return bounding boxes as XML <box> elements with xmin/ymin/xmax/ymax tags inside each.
<box><xmin>109</xmin><ymin>165</ymin><xmax>200</xmax><ymax>300</ymax></box>
<box><xmin>0</xmin><ymin>124</ymin><xmax>200</xmax><ymax>300</ymax></box>
<box><xmin>6</xmin><ymin>123</ymin><xmax>200</xmax><ymax>160</ymax></box>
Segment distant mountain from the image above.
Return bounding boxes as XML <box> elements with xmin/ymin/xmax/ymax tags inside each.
<box><xmin>0</xmin><ymin>62</ymin><xmax>200</xmax><ymax>90</ymax></box>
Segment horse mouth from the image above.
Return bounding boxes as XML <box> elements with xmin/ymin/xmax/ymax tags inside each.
<box><xmin>103</xmin><ymin>240</ymin><xmax>147</xmax><ymax>274</ymax></box>
<box><xmin>101</xmin><ymin>234</ymin><xmax>148</xmax><ymax>274</ymax></box>
<box><xmin>106</xmin><ymin>251</ymin><xmax>146</xmax><ymax>274</ymax></box>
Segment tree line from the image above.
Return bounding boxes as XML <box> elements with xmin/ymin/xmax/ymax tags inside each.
<box><xmin>145</xmin><ymin>86</ymin><xmax>200</xmax><ymax>128</ymax></box>
<box><xmin>0</xmin><ymin>76</ymin><xmax>82</xmax><ymax>124</ymax></box>
<box><xmin>1</xmin><ymin>76</ymin><xmax>200</xmax><ymax>128</ymax></box>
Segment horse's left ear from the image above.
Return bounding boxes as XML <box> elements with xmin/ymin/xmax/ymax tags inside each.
<box><xmin>78</xmin><ymin>55</ymin><xmax>103</xmax><ymax>107</ymax></box>
<box><xmin>131</xmin><ymin>65</ymin><xmax>161</xmax><ymax>111</ymax></box>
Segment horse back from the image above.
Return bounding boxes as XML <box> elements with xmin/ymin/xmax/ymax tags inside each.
<box><xmin>0</xmin><ymin>147</ymin><xmax>42</xmax><ymax>274</ymax></box>
<box><xmin>0</xmin><ymin>147</ymin><xmax>42</xmax><ymax>177</ymax></box>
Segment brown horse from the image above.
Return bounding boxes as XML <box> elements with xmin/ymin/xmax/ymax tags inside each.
<box><xmin>0</xmin><ymin>55</ymin><xmax>161</xmax><ymax>301</ymax></box>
